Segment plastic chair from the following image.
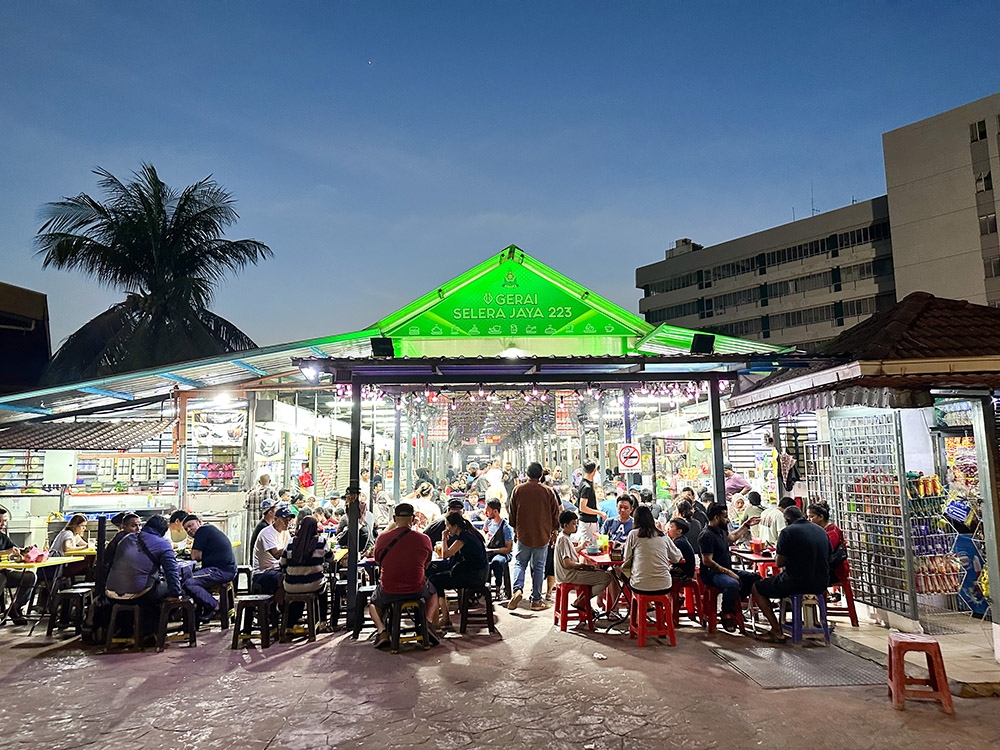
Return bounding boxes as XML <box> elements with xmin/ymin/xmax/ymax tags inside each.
<box><xmin>47</xmin><ymin>586</ymin><xmax>92</xmax><ymax>636</ymax></box>
<box><xmin>629</xmin><ymin>592</ymin><xmax>676</xmax><ymax>646</ymax></box>
<box><xmin>387</xmin><ymin>598</ymin><xmax>431</xmax><ymax>653</ymax></box>
<box><xmin>826</xmin><ymin>569</ymin><xmax>860</xmax><ymax>627</ymax></box>
<box><xmin>553</xmin><ymin>582</ymin><xmax>595</xmax><ymax>632</ymax></box>
<box><xmin>280</xmin><ymin>592</ymin><xmax>320</xmax><ymax>642</ymax></box>
<box><xmin>106</xmin><ymin>602</ymin><xmax>143</xmax><ymax>651</ymax></box>
<box><xmin>235</xmin><ymin>566</ymin><xmax>253</xmax><ymax>595</ymax></box>
<box><xmin>670</xmin><ymin>578</ymin><xmax>702</xmax><ymax>626</ymax></box>
<box><xmin>887</xmin><ymin>632</ymin><xmax>954</xmax><ymax>714</ymax></box>
<box><xmin>201</xmin><ymin>580</ymin><xmax>235</xmax><ymax>630</ymax></box>
<box><xmin>701</xmin><ymin>584</ymin><xmax>747</xmax><ymax>634</ymax></box>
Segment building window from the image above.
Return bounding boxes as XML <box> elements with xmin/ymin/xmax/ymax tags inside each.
<box><xmin>976</xmin><ymin>171</ymin><xmax>993</xmax><ymax>193</ymax></box>
<box><xmin>971</xmin><ymin>119</ymin><xmax>988</xmax><ymax>142</ymax></box>
<box><xmin>985</xmin><ymin>258</ymin><xmax>1000</xmax><ymax>279</ymax></box>
<box><xmin>980</xmin><ymin>213</ymin><xmax>998</xmax><ymax>236</ymax></box>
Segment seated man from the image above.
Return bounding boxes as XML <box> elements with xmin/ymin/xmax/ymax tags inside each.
<box><xmin>105</xmin><ymin>515</ymin><xmax>182</xmax><ymax>636</ymax></box>
<box><xmin>182</xmin><ymin>514</ymin><xmax>237</xmax><ymax>623</ymax></box>
<box><xmin>665</xmin><ymin>517</ymin><xmax>696</xmax><ymax>583</ymax></box>
<box><xmin>699</xmin><ymin>502</ymin><xmax>761</xmax><ymax>632</ymax></box>
<box><xmin>751</xmin><ymin>506</ymin><xmax>832</xmax><ymax>643</ymax></box>
<box><xmin>248</xmin><ymin>499</ymin><xmax>278</xmax><ymax>556</ymax></box>
<box><xmin>423</xmin><ymin>499</ymin><xmax>465</xmax><ymax>546</ymax></box>
<box><xmin>554</xmin><ymin>510</ymin><xmax>619</xmax><ymax>613</ymax></box>
<box><xmin>601</xmin><ymin>498</ymin><xmax>635</xmax><ymax>544</ymax></box>
<box><xmin>252</xmin><ymin>505</ymin><xmax>293</xmax><ymax>594</ymax></box>
<box><xmin>369</xmin><ymin>503</ymin><xmax>439</xmax><ymax>649</ymax></box>
<box><xmin>0</xmin><ymin>505</ymin><xmax>35</xmax><ymax>625</ymax></box>
<box><xmin>482</xmin><ymin>499</ymin><xmax>513</xmax><ymax>594</ymax></box>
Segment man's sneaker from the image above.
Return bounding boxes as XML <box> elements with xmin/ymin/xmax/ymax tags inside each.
<box><xmin>530</xmin><ymin>600</ymin><xmax>550</xmax><ymax>611</ymax></box>
<box><xmin>373</xmin><ymin>630</ymin><xmax>390</xmax><ymax>649</ymax></box>
<box><xmin>507</xmin><ymin>590</ymin><xmax>522</xmax><ymax>610</ymax></box>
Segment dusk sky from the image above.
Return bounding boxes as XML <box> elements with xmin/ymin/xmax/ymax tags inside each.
<box><xmin>2</xmin><ymin>2</ymin><xmax>998</xmax><ymax>349</ymax></box>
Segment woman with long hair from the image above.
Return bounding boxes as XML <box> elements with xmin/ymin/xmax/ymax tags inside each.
<box><xmin>428</xmin><ymin>512</ymin><xmax>489</xmax><ymax>629</ymax></box>
<box><xmin>280</xmin><ymin>514</ymin><xmax>332</xmax><ymax>628</ymax></box>
<box><xmin>621</xmin><ymin>505</ymin><xmax>683</xmax><ymax>595</ymax></box>
<box><xmin>47</xmin><ymin>513</ymin><xmax>91</xmax><ymax>581</ymax></box>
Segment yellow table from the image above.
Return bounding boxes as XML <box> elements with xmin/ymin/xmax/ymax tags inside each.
<box><xmin>0</xmin><ymin>555</ymin><xmax>78</xmax><ymax>571</ymax></box>
<box><xmin>64</xmin><ymin>547</ymin><xmax>98</xmax><ymax>557</ymax></box>
<box><xmin>334</xmin><ymin>548</ymin><xmax>349</xmax><ymax>563</ymax></box>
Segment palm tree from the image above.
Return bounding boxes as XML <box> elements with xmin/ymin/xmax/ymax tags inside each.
<box><xmin>35</xmin><ymin>164</ymin><xmax>272</xmax><ymax>385</ymax></box>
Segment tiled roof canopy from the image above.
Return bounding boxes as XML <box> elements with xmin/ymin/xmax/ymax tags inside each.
<box><xmin>0</xmin><ymin>419</ymin><xmax>175</xmax><ymax>451</ymax></box>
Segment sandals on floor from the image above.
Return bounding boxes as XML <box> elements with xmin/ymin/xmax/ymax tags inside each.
<box><xmin>756</xmin><ymin>630</ymin><xmax>787</xmax><ymax>643</ymax></box>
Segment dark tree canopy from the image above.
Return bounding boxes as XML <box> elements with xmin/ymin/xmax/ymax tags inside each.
<box><xmin>35</xmin><ymin>164</ymin><xmax>272</xmax><ymax>384</ymax></box>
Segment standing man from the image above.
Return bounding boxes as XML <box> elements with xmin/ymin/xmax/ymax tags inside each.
<box><xmin>507</xmin><ymin>462</ymin><xmax>561</xmax><ymax>612</ymax></box>
<box><xmin>247</xmin><ymin>474</ymin><xmax>279</xmax><ymax>518</ymax></box>
<box><xmin>182</xmin><ymin>514</ymin><xmax>237</xmax><ymax>622</ymax></box>
<box><xmin>752</xmin><ymin>506</ymin><xmax>832</xmax><ymax>642</ymax></box>
<box><xmin>699</xmin><ymin>503</ymin><xmax>761</xmax><ymax>633</ymax></box>
<box><xmin>502</xmin><ymin>461</ymin><xmax>516</xmax><ymax>500</ymax></box>
<box><xmin>723</xmin><ymin>463</ymin><xmax>751</xmax><ymax>501</ymax></box>
<box><xmin>577</xmin><ymin>460</ymin><xmax>608</xmax><ymax>545</ymax></box>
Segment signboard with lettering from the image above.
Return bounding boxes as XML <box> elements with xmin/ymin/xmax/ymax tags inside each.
<box><xmin>383</xmin><ymin>261</ymin><xmax>637</xmax><ymax>338</ymax></box>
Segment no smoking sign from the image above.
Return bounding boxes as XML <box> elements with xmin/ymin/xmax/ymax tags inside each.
<box><xmin>617</xmin><ymin>443</ymin><xmax>641</xmax><ymax>471</ymax></box>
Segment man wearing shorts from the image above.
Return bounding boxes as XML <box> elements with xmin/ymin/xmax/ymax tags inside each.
<box><xmin>368</xmin><ymin>503</ymin><xmax>440</xmax><ymax>649</ymax></box>
<box><xmin>751</xmin><ymin>505</ymin><xmax>831</xmax><ymax>642</ymax></box>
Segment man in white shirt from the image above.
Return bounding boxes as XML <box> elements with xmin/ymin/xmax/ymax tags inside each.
<box><xmin>757</xmin><ymin>497</ymin><xmax>796</xmax><ymax>546</ymax></box>
<box><xmin>252</xmin><ymin>505</ymin><xmax>293</xmax><ymax>594</ymax></box>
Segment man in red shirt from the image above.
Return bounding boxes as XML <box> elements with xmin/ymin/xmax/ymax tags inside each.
<box><xmin>368</xmin><ymin>503</ymin><xmax>439</xmax><ymax>649</ymax></box>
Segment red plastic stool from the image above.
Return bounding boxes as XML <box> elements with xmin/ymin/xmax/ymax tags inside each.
<box><xmin>670</xmin><ymin>578</ymin><xmax>702</xmax><ymax>626</ymax></box>
<box><xmin>887</xmin><ymin>632</ymin><xmax>954</xmax><ymax>714</ymax></box>
<box><xmin>756</xmin><ymin>561</ymin><xmax>778</xmax><ymax>578</ymax></box>
<box><xmin>701</xmin><ymin>584</ymin><xmax>746</xmax><ymax>634</ymax></box>
<box><xmin>553</xmin><ymin>583</ymin><xmax>595</xmax><ymax>632</ymax></box>
<box><xmin>826</xmin><ymin>570</ymin><xmax>860</xmax><ymax>627</ymax></box>
<box><xmin>629</xmin><ymin>592</ymin><xmax>676</xmax><ymax>646</ymax></box>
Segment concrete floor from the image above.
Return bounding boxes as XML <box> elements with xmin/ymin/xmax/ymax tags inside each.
<box><xmin>2</xmin><ymin>606</ymin><xmax>1000</xmax><ymax>750</ymax></box>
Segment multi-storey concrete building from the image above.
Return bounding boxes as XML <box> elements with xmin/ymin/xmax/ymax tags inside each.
<box><xmin>884</xmin><ymin>92</ymin><xmax>1000</xmax><ymax>306</ymax></box>
<box><xmin>637</xmin><ymin>92</ymin><xmax>1000</xmax><ymax>348</ymax></box>
<box><xmin>635</xmin><ymin>198</ymin><xmax>896</xmax><ymax>349</ymax></box>
<box><xmin>0</xmin><ymin>281</ymin><xmax>50</xmax><ymax>394</ymax></box>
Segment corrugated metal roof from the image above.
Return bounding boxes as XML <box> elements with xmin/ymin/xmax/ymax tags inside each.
<box><xmin>0</xmin><ymin>419</ymin><xmax>176</xmax><ymax>450</ymax></box>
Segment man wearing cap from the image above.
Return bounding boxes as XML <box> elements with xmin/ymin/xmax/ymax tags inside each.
<box><xmin>252</xmin><ymin>504</ymin><xmax>293</xmax><ymax>594</ymax></box>
<box><xmin>182</xmin><ymin>514</ymin><xmax>237</xmax><ymax>622</ymax></box>
<box><xmin>423</xmin><ymin>498</ymin><xmax>466</xmax><ymax>546</ymax></box>
<box><xmin>369</xmin><ymin>503</ymin><xmax>439</xmax><ymax>649</ymax></box>
<box><xmin>724</xmin><ymin>463</ymin><xmax>751</xmax><ymax>501</ymax></box>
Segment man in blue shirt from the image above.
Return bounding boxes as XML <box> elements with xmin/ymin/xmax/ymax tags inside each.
<box><xmin>601</xmin><ymin>498</ymin><xmax>635</xmax><ymax>543</ymax></box>
<box><xmin>482</xmin><ymin>499</ymin><xmax>514</xmax><ymax>594</ymax></box>
<box><xmin>182</xmin><ymin>514</ymin><xmax>237</xmax><ymax>623</ymax></box>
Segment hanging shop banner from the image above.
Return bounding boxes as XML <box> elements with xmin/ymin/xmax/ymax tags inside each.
<box><xmin>555</xmin><ymin>390</ymin><xmax>579</xmax><ymax>436</ymax></box>
<box><xmin>428</xmin><ymin>396</ymin><xmax>450</xmax><ymax>442</ymax></box>
<box><xmin>255</xmin><ymin>426</ymin><xmax>281</xmax><ymax>459</ymax></box>
<box><xmin>191</xmin><ymin>410</ymin><xmax>246</xmax><ymax>447</ymax></box>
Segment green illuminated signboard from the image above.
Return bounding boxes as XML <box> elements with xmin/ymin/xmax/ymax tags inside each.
<box><xmin>384</xmin><ymin>261</ymin><xmax>637</xmax><ymax>338</ymax></box>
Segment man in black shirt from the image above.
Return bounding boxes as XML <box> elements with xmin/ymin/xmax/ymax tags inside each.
<box><xmin>182</xmin><ymin>514</ymin><xmax>237</xmax><ymax>622</ymax></box>
<box><xmin>423</xmin><ymin>499</ymin><xmax>465</xmax><ymax>545</ymax></box>
<box><xmin>577</xmin><ymin>460</ymin><xmax>608</xmax><ymax>545</ymax></box>
<box><xmin>752</xmin><ymin>506</ymin><xmax>832</xmax><ymax>642</ymax></box>
<box><xmin>0</xmin><ymin>506</ymin><xmax>35</xmax><ymax>625</ymax></box>
<box><xmin>699</xmin><ymin>503</ymin><xmax>761</xmax><ymax>632</ymax></box>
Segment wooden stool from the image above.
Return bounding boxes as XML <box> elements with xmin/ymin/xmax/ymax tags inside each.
<box><xmin>888</xmin><ymin>632</ymin><xmax>954</xmax><ymax>714</ymax></box>
<box><xmin>232</xmin><ymin>594</ymin><xmax>275</xmax><ymax>649</ymax></box>
<box><xmin>629</xmin><ymin>592</ymin><xmax>676</xmax><ymax>646</ymax></box>
<box><xmin>826</xmin><ymin>573</ymin><xmax>860</xmax><ymax>627</ymax></box>
<box><xmin>387</xmin><ymin>598</ymin><xmax>430</xmax><ymax>653</ymax></box>
<box><xmin>457</xmin><ymin>585</ymin><xmax>497</xmax><ymax>634</ymax></box>
<box><xmin>235</xmin><ymin>566</ymin><xmax>253</xmax><ymax>595</ymax></box>
<box><xmin>553</xmin><ymin>582</ymin><xmax>595</xmax><ymax>632</ymax></box>
<box><xmin>47</xmin><ymin>586</ymin><xmax>93</xmax><ymax>636</ymax></box>
<box><xmin>280</xmin><ymin>592</ymin><xmax>320</xmax><ymax>642</ymax></box>
<box><xmin>780</xmin><ymin>593</ymin><xmax>830</xmax><ymax>644</ymax></box>
<box><xmin>350</xmin><ymin>585</ymin><xmax>378</xmax><ymax>640</ymax></box>
<box><xmin>701</xmin><ymin>584</ymin><xmax>746</xmax><ymax>634</ymax></box>
<box><xmin>670</xmin><ymin>578</ymin><xmax>702</xmax><ymax>627</ymax></box>
<box><xmin>106</xmin><ymin>601</ymin><xmax>143</xmax><ymax>650</ymax></box>
<box><xmin>156</xmin><ymin>598</ymin><xmax>198</xmax><ymax>652</ymax></box>
<box><xmin>202</xmin><ymin>581</ymin><xmax>236</xmax><ymax>630</ymax></box>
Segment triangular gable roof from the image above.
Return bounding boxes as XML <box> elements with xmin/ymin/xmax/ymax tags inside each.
<box><xmin>375</xmin><ymin>245</ymin><xmax>653</xmax><ymax>357</ymax></box>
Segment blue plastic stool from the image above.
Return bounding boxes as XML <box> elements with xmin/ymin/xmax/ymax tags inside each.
<box><xmin>780</xmin><ymin>593</ymin><xmax>830</xmax><ymax>644</ymax></box>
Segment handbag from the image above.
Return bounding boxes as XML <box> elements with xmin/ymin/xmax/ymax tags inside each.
<box><xmin>23</xmin><ymin>545</ymin><xmax>49</xmax><ymax>563</ymax></box>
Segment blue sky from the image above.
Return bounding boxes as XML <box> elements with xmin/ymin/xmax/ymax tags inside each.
<box><xmin>2</xmin><ymin>2</ymin><xmax>998</xmax><ymax>348</ymax></box>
